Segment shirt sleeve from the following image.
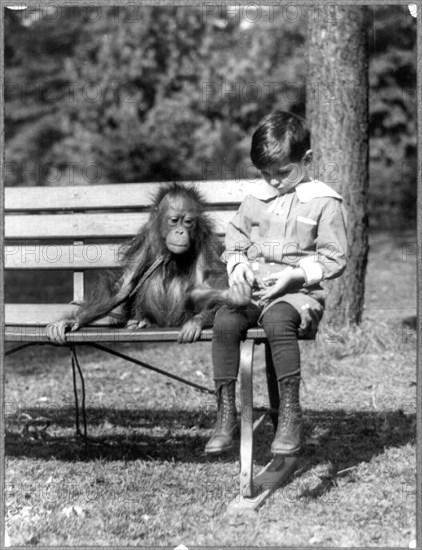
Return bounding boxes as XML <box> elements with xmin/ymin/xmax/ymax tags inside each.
<box><xmin>299</xmin><ymin>198</ymin><xmax>347</xmax><ymax>286</ymax></box>
<box><xmin>222</xmin><ymin>195</ymin><xmax>254</xmax><ymax>274</ymax></box>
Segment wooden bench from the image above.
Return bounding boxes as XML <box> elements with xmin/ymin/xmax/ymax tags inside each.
<box><xmin>5</xmin><ymin>180</ymin><xmax>301</xmax><ymax>512</ymax></box>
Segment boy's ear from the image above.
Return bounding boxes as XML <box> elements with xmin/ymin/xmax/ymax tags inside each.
<box><xmin>303</xmin><ymin>149</ymin><xmax>313</xmax><ymax>163</ymax></box>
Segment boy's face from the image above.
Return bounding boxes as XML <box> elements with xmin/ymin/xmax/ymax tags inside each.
<box><xmin>260</xmin><ymin>150</ymin><xmax>312</xmax><ymax>195</ymax></box>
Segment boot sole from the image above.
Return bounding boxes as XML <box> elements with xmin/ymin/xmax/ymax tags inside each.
<box><xmin>204</xmin><ymin>444</ymin><xmax>235</xmax><ymax>455</ymax></box>
<box><xmin>271</xmin><ymin>444</ymin><xmax>303</xmax><ymax>456</ymax></box>
<box><xmin>271</xmin><ymin>445</ymin><xmax>302</xmax><ymax>455</ymax></box>
<box><xmin>204</xmin><ymin>435</ymin><xmax>239</xmax><ymax>455</ymax></box>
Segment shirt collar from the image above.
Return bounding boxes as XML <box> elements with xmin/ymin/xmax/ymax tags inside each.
<box><xmin>295</xmin><ymin>180</ymin><xmax>343</xmax><ymax>202</ymax></box>
<box><xmin>255</xmin><ymin>179</ymin><xmax>343</xmax><ymax>204</ymax></box>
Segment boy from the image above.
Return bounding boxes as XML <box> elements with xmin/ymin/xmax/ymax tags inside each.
<box><xmin>205</xmin><ymin>110</ymin><xmax>347</xmax><ymax>455</ymax></box>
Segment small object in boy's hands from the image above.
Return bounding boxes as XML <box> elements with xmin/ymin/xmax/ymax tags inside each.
<box><xmin>252</xmin><ymin>279</ymin><xmax>264</xmax><ymax>292</ymax></box>
<box><xmin>252</xmin><ymin>277</ymin><xmax>276</xmax><ymax>290</ymax></box>
<box><xmin>251</xmin><ymin>259</ymin><xmax>280</xmax><ymax>290</ymax></box>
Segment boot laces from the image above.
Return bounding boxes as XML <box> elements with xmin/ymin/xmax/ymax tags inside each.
<box><xmin>278</xmin><ymin>380</ymin><xmax>301</xmax><ymax>430</ymax></box>
<box><xmin>215</xmin><ymin>384</ymin><xmax>236</xmax><ymax>430</ymax></box>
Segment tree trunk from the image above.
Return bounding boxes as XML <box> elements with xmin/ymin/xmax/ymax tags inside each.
<box><xmin>307</xmin><ymin>6</ymin><xmax>369</xmax><ymax>326</ymax></box>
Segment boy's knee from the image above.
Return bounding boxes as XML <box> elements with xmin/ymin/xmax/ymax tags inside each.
<box><xmin>261</xmin><ymin>303</ymin><xmax>300</xmax><ymax>339</ymax></box>
<box><xmin>213</xmin><ymin>307</ymin><xmax>247</xmax><ymax>340</ymax></box>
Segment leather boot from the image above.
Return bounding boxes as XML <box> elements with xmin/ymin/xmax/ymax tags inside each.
<box><xmin>271</xmin><ymin>376</ymin><xmax>303</xmax><ymax>455</ymax></box>
<box><xmin>205</xmin><ymin>380</ymin><xmax>238</xmax><ymax>454</ymax></box>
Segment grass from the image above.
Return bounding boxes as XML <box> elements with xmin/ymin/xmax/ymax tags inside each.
<box><xmin>5</xmin><ymin>228</ymin><xmax>417</xmax><ymax>547</ymax></box>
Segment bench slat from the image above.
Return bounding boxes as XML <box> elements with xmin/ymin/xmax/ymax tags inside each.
<box><xmin>5</xmin><ymin>180</ymin><xmax>273</xmax><ymax>211</ymax></box>
<box><xmin>5</xmin><ymin>304</ymin><xmax>140</xmax><ymax>326</ymax></box>
<box><xmin>5</xmin><ymin>304</ymin><xmax>124</xmax><ymax>327</ymax></box>
<box><xmin>6</xmin><ymin>211</ymin><xmax>234</xmax><ymax>239</ymax></box>
<box><xmin>5</xmin><ymin>323</ymin><xmax>267</xmax><ymax>343</ymax></box>
<box><xmin>5</xmin><ymin>244</ymin><xmax>124</xmax><ymax>270</ymax></box>
<box><xmin>4</xmin><ymin>304</ymin><xmax>267</xmax><ymax>337</ymax></box>
<box><xmin>6</xmin><ymin>303</ymin><xmax>82</xmax><ymax>324</ymax></box>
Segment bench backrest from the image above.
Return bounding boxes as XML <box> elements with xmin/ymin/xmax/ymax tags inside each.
<box><xmin>5</xmin><ymin>180</ymin><xmax>274</xmax><ymax>325</ymax></box>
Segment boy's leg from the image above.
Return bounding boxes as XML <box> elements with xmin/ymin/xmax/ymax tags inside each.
<box><xmin>205</xmin><ymin>304</ymin><xmax>260</xmax><ymax>455</ymax></box>
<box><xmin>261</xmin><ymin>301</ymin><xmax>303</xmax><ymax>455</ymax></box>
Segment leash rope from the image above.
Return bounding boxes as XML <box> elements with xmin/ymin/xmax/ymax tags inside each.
<box><xmin>70</xmin><ymin>345</ymin><xmax>88</xmax><ymax>443</ymax></box>
<box><xmin>128</xmin><ymin>254</ymin><xmax>166</xmax><ymax>299</ymax></box>
<box><xmin>68</xmin><ymin>256</ymin><xmax>166</xmax><ymax>444</ymax></box>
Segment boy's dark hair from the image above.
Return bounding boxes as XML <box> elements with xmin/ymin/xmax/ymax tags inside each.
<box><xmin>250</xmin><ymin>110</ymin><xmax>311</xmax><ymax>169</ymax></box>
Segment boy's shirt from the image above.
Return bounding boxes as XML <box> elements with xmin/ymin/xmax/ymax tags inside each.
<box><xmin>223</xmin><ymin>179</ymin><xmax>347</xmax><ymax>288</ymax></box>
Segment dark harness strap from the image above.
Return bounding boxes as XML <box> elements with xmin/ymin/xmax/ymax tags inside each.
<box><xmin>128</xmin><ymin>254</ymin><xmax>166</xmax><ymax>299</ymax></box>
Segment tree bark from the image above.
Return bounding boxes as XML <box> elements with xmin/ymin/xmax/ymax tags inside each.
<box><xmin>307</xmin><ymin>6</ymin><xmax>369</xmax><ymax>326</ymax></box>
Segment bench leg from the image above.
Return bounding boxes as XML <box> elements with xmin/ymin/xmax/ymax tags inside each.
<box><xmin>238</xmin><ymin>339</ymin><xmax>255</xmax><ymax>499</ymax></box>
<box><xmin>226</xmin><ymin>340</ymin><xmax>298</xmax><ymax>516</ymax></box>
<box><xmin>226</xmin><ymin>455</ymin><xmax>298</xmax><ymax>516</ymax></box>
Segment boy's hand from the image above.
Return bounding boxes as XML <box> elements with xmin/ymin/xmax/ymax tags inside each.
<box><xmin>255</xmin><ymin>271</ymin><xmax>290</xmax><ymax>306</ymax></box>
<box><xmin>229</xmin><ymin>263</ymin><xmax>255</xmax><ymax>287</ymax></box>
<box><xmin>255</xmin><ymin>266</ymin><xmax>305</xmax><ymax>306</ymax></box>
<box><xmin>298</xmin><ymin>304</ymin><xmax>322</xmax><ymax>338</ymax></box>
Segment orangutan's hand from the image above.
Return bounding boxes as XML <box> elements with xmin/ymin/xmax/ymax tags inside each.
<box><xmin>229</xmin><ymin>263</ymin><xmax>255</xmax><ymax>287</ymax></box>
<box><xmin>46</xmin><ymin>319</ymin><xmax>80</xmax><ymax>344</ymax></box>
<box><xmin>178</xmin><ymin>318</ymin><xmax>203</xmax><ymax>343</ymax></box>
<box><xmin>225</xmin><ymin>282</ymin><xmax>252</xmax><ymax>306</ymax></box>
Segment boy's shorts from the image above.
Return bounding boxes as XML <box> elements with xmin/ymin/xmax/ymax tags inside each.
<box><xmin>257</xmin><ymin>292</ymin><xmax>324</xmax><ymax>340</ymax></box>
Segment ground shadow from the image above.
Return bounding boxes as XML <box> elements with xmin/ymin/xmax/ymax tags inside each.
<box><xmin>5</xmin><ymin>406</ymin><xmax>416</xmax><ymax>474</ymax></box>
<box><xmin>255</xmin><ymin>407</ymin><xmax>416</xmax><ymax>499</ymax></box>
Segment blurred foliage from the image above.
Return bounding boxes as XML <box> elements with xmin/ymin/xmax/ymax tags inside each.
<box><xmin>4</xmin><ymin>5</ymin><xmax>416</xmax><ymax>227</ymax></box>
<box><xmin>368</xmin><ymin>6</ymin><xmax>417</xmax><ymax>225</ymax></box>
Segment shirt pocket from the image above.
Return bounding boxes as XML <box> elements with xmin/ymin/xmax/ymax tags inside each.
<box><xmin>295</xmin><ymin>216</ymin><xmax>318</xmax><ymax>251</ymax></box>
